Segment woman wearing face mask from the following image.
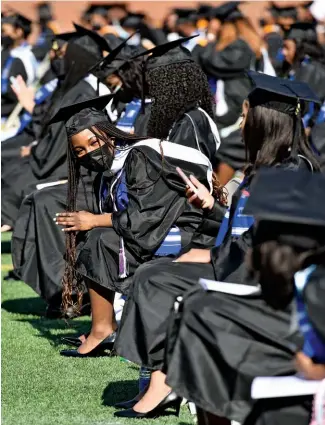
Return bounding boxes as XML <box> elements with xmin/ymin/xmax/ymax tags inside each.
<box><xmin>49</xmin><ymin>93</ymin><xmax>214</xmax><ymax>357</ymax></box>
<box><xmin>1</xmin><ymin>12</ymin><xmax>38</xmax><ymax>119</ymax></box>
<box><xmin>113</xmin><ymin>72</ymin><xmax>320</xmax><ymax>419</ymax></box>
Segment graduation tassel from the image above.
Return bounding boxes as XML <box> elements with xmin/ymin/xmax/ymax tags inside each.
<box><xmin>291</xmin><ymin>99</ymin><xmax>302</xmax><ymax>159</ymax></box>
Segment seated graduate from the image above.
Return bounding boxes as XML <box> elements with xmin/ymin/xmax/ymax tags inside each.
<box><xmin>113</xmin><ymin>72</ymin><xmax>320</xmax><ymax>419</ymax></box>
<box><xmin>11</xmin><ymin>37</ymin><xmax>140</xmax><ymax>316</ymax></box>
<box><xmin>11</xmin><ymin>37</ymin><xmax>221</xmax><ymax>317</ymax></box>
<box><xmin>164</xmin><ymin>168</ymin><xmax>325</xmax><ymax>425</ymax></box>
<box><xmin>132</xmin><ymin>37</ymin><xmax>221</xmax><ymax>169</ymax></box>
<box><xmin>49</xmin><ymin>93</ymin><xmax>214</xmax><ymax>359</ymax></box>
<box><xmin>1</xmin><ymin>30</ymin><xmax>110</xmax><ymax>232</ymax></box>
<box><xmin>1</xmin><ymin>11</ymin><xmax>38</xmax><ymax>119</ymax></box>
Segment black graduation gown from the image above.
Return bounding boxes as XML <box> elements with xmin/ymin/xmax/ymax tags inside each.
<box><xmin>197</xmin><ymin>39</ymin><xmax>253</xmax><ymax>171</ymax></box>
<box><xmin>11</xmin><ymin>103</ymin><xmax>151</xmax><ymax>304</ymax></box>
<box><xmin>168</xmin><ymin>106</ymin><xmax>219</xmax><ymax>169</ymax></box>
<box><xmin>1</xmin><ymin>49</ymin><xmax>28</xmax><ymax>117</ymax></box>
<box><xmin>164</xmin><ymin>265</ymin><xmax>325</xmax><ymax>425</ymax></box>
<box><xmin>74</xmin><ymin>141</ymin><xmax>214</xmax><ymax>296</ymax></box>
<box><xmin>1</xmin><ymin>79</ymin><xmax>96</xmax><ymax>228</ymax></box>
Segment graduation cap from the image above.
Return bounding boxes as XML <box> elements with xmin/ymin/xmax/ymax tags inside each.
<box><xmin>244</xmin><ymin>167</ymin><xmax>325</xmax><ymax>251</ymax></box>
<box><xmin>209</xmin><ymin>1</ymin><xmax>243</xmax><ymax>22</ymax></box>
<box><xmin>271</xmin><ymin>3</ymin><xmax>298</xmax><ymax>21</ymax></box>
<box><xmin>2</xmin><ymin>10</ymin><xmax>33</xmax><ymax>29</ymax></box>
<box><xmin>46</xmin><ymin>31</ymin><xmax>79</xmax><ymax>50</ymax></box>
<box><xmin>131</xmin><ymin>35</ymin><xmax>196</xmax><ymax>69</ymax></box>
<box><xmin>105</xmin><ymin>3</ymin><xmax>128</xmax><ymax>11</ymax></box>
<box><xmin>48</xmin><ymin>94</ymin><xmax>113</xmax><ymax>137</ymax></box>
<box><xmin>247</xmin><ymin>70</ymin><xmax>320</xmax><ymax>157</ymax></box>
<box><xmin>284</xmin><ymin>22</ymin><xmax>317</xmax><ymax>43</ymax></box>
<box><xmin>173</xmin><ymin>8</ymin><xmax>198</xmax><ymax>25</ymax></box>
<box><xmin>73</xmin><ymin>23</ymin><xmax>112</xmax><ymax>52</ymax></box>
<box><xmin>120</xmin><ymin>12</ymin><xmax>146</xmax><ymax>29</ymax></box>
<box><xmin>84</xmin><ymin>4</ymin><xmax>109</xmax><ymax>18</ymax></box>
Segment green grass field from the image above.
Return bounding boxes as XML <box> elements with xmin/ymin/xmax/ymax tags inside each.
<box><xmin>1</xmin><ymin>232</ymin><xmax>193</xmax><ymax>425</ymax></box>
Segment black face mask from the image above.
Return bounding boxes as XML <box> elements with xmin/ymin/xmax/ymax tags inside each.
<box><xmin>50</xmin><ymin>57</ymin><xmax>65</xmax><ymax>78</ymax></box>
<box><xmin>259</xmin><ymin>19</ymin><xmax>266</xmax><ymax>28</ymax></box>
<box><xmin>1</xmin><ymin>35</ymin><xmax>14</xmax><ymax>50</ymax></box>
<box><xmin>78</xmin><ymin>143</ymin><xmax>114</xmax><ymax>173</ymax></box>
<box><xmin>115</xmin><ymin>86</ymin><xmax>134</xmax><ymax>104</ymax></box>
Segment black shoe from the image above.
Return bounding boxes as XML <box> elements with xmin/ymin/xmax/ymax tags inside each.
<box><xmin>60</xmin><ymin>331</ymin><xmax>116</xmax><ymax>357</ymax></box>
<box><xmin>61</xmin><ymin>332</ymin><xmax>90</xmax><ymax>347</ymax></box>
<box><xmin>114</xmin><ymin>383</ymin><xmax>149</xmax><ymax>410</ymax></box>
<box><xmin>114</xmin><ymin>391</ymin><xmax>181</xmax><ymax>418</ymax></box>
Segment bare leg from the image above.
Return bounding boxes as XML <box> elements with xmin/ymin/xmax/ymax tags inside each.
<box><xmin>133</xmin><ymin>370</ymin><xmax>171</xmax><ymax>413</ymax></box>
<box><xmin>78</xmin><ymin>282</ymin><xmax>117</xmax><ymax>354</ymax></box>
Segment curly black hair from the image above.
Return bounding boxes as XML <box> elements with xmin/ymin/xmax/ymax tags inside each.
<box><xmin>146</xmin><ymin>61</ymin><xmax>215</xmax><ymax>139</ymax></box>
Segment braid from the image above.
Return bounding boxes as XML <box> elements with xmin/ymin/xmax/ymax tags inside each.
<box><xmin>212</xmin><ymin>172</ymin><xmax>228</xmax><ymax>206</ymax></box>
<box><xmin>61</xmin><ymin>143</ymin><xmax>84</xmax><ymax>315</ymax></box>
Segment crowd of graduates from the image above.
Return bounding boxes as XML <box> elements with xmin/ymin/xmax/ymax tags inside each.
<box><xmin>1</xmin><ymin>1</ymin><xmax>325</xmax><ymax>424</ymax></box>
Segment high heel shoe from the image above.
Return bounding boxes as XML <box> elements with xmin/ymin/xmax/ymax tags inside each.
<box><xmin>61</xmin><ymin>332</ymin><xmax>90</xmax><ymax>347</ymax></box>
<box><xmin>114</xmin><ymin>383</ymin><xmax>149</xmax><ymax>409</ymax></box>
<box><xmin>60</xmin><ymin>331</ymin><xmax>116</xmax><ymax>357</ymax></box>
<box><xmin>114</xmin><ymin>391</ymin><xmax>181</xmax><ymax>418</ymax></box>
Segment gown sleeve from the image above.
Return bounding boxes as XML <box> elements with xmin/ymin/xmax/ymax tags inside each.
<box><xmin>111</xmin><ymin>148</ymin><xmax>187</xmax><ymax>260</ymax></box>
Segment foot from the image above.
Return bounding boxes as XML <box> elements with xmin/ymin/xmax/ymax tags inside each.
<box><xmin>77</xmin><ymin>329</ymin><xmax>116</xmax><ymax>354</ymax></box>
<box><xmin>1</xmin><ymin>225</ymin><xmax>12</xmax><ymax>233</ymax></box>
<box><xmin>132</xmin><ymin>384</ymin><xmax>172</xmax><ymax>413</ymax></box>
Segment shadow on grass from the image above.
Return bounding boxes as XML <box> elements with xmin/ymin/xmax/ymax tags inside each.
<box><xmin>1</xmin><ymin>240</ymin><xmax>11</xmax><ymax>254</ymax></box>
<box><xmin>2</xmin><ymin>297</ymin><xmax>46</xmax><ymax>316</ymax></box>
<box><xmin>102</xmin><ymin>379</ymin><xmax>139</xmax><ymax>407</ymax></box>
<box><xmin>16</xmin><ymin>316</ymin><xmax>91</xmax><ymax>347</ymax></box>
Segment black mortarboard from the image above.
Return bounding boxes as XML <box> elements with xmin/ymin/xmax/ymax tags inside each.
<box><xmin>85</xmin><ymin>4</ymin><xmax>109</xmax><ymax>18</ymax></box>
<box><xmin>131</xmin><ymin>35</ymin><xmax>196</xmax><ymax>70</ymax></box>
<box><xmin>284</xmin><ymin>22</ymin><xmax>317</xmax><ymax>43</ymax></box>
<box><xmin>244</xmin><ymin>168</ymin><xmax>325</xmax><ymax>226</ymax></box>
<box><xmin>2</xmin><ymin>11</ymin><xmax>32</xmax><ymax>29</ymax></box>
<box><xmin>244</xmin><ymin>168</ymin><xmax>325</xmax><ymax>250</ymax></box>
<box><xmin>197</xmin><ymin>4</ymin><xmax>212</xmax><ymax>19</ymax></box>
<box><xmin>271</xmin><ymin>4</ymin><xmax>298</xmax><ymax>20</ymax></box>
<box><xmin>247</xmin><ymin>70</ymin><xmax>320</xmax><ymax>158</ymax></box>
<box><xmin>73</xmin><ymin>23</ymin><xmax>112</xmax><ymax>52</ymax></box>
<box><xmin>174</xmin><ymin>8</ymin><xmax>197</xmax><ymax>25</ymax></box>
<box><xmin>209</xmin><ymin>2</ymin><xmax>242</xmax><ymax>22</ymax></box>
<box><xmin>120</xmin><ymin>12</ymin><xmax>146</xmax><ymax>29</ymax></box>
<box><xmin>49</xmin><ymin>94</ymin><xmax>113</xmax><ymax>137</ymax></box>
<box><xmin>247</xmin><ymin>70</ymin><xmax>320</xmax><ymax>115</ymax></box>
<box><xmin>46</xmin><ymin>31</ymin><xmax>78</xmax><ymax>50</ymax></box>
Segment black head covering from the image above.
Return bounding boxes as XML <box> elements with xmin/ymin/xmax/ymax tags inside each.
<box><xmin>131</xmin><ymin>36</ymin><xmax>196</xmax><ymax>70</ymax></box>
<box><xmin>73</xmin><ymin>23</ymin><xmax>112</xmax><ymax>52</ymax></box>
<box><xmin>244</xmin><ymin>167</ymin><xmax>325</xmax><ymax>249</ymax></box>
<box><xmin>84</xmin><ymin>4</ymin><xmax>109</xmax><ymax>18</ymax></box>
<box><xmin>209</xmin><ymin>2</ymin><xmax>243</xmax><ymax>22</ymax></box>
<box><xmin>48</xmin><ymin>94</ymin><xmax>113</xmax><ymax>137</ymax></box>
<box><xmin>173</xmin><ymin>8</ymin><xmax>197</xmax><ymax>25</ymax></box>
<box><xmin>2</xmin><ymin>11</ymin><xmax>32</xmax><ymax>30</ymax></box>
<box><xmin>247</xmin><ymin>70</ymin><xmax>320</xmax><ymax>158</ymax></box>
<box><xmin>120</xmin><ymin>13</ymin><xmax>146</xmax><ymax>29</ymax></box>
<box><xmin>284</xmin><ymin>22</ymin><xmax>318</xmax><ymax>44</ymax></box>
<box><xmin>271</xmin><ymin>4</ymin><xmax>298</xmax><ymax>20</ymax></box>
<box><xmin>197</xmin><ymin>4</ymin><xmax>213</xmax><ymax>21</ymax></box>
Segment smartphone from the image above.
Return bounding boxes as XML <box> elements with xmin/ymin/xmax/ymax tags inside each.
<box><xmin>176</xmin><ymin>166</ymin><xmax>198</xmax><ymax>195</ymax></box>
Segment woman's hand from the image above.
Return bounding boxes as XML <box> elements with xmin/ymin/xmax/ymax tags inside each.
<box><xmin>11</xmin><ymin>75</ymin><xmax>35</xmax><ymax>113</ymax></box>
<box><xmin>175</xmin><ymin>248</ymin><xmax>211</xmax><ymax>263</ymax></box>
<box><xmin>186</xmin><ymin>175</ymin><xmax>215</xmax><ymax>210</ymax></box>
<box><xmin>295</xmin><ymin>351</ymin><xmax>325</xmax><ymax>380</ymax></box>
<box><xmin>55</xmin><ymin>211</ymin><xmax>112</xmax><ymax>232</ymax></box>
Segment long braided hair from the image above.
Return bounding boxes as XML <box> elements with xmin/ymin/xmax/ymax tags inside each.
<box><xmin>62</xmin><ymin>121</ymin><xmax>146</xmax><ymax>314</ymax></box>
